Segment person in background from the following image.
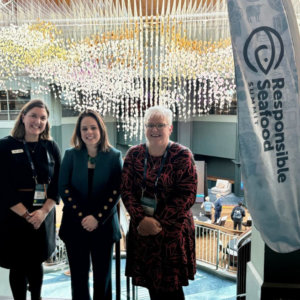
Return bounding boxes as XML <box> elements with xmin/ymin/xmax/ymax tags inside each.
<box><xmin>201</xmin><ymin>196</ymin><xmax>214</xmax><ymax>220</ymax></box>
<box><xmin>121</xmin><ymin>106</ymin><xmax>198</xmax><ymax>300</ymax></box>
<box><xmin>58</xmin><ymin>109</ymin><xmax>122</xmax><ymax>300</ymax></box>
<box><xmin>231</xmin><ymin>202</ymin><xmax>246</xmax><ymax>230</ymax></box>
<box><xmin>214</xmin><ymin>193</ymin><xmax>223</xmax><ymax>223</ymax></box>
<box><xmin>0</xmin><ymin>99</ymin><xmax>61</xmax><ymax>300</ymax></box>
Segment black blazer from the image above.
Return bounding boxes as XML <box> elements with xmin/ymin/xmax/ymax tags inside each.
<box><xmin>58</xmin><ymin>146</ymin><xmax>123</xmax><ymax>243</ymax></box>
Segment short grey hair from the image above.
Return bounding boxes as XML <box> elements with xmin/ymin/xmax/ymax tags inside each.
<box><xmin>144</xmin><ymin>106</ymin><xmax>173</xmax><ymax>125</ymax></box>
<box><xmin>205</xmin><ymin>196</ymin><xmax>210</xmax><ymax>201</ymax></box>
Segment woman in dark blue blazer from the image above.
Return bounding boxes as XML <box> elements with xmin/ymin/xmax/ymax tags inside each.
<box><xmin>58</xmin><ymin>110</ymin><xmax>122</xmax><ymax>300</ymax></box>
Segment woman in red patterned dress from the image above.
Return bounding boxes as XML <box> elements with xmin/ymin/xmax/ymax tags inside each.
<box><xmin>121</xmin><ymin>106</ymin><xmax>198</xmax><ymax>300</ymax></box>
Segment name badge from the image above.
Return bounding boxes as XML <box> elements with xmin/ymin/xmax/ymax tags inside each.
<box><xmin>141</xmin><ymin>196</ymin><xmax>157</xmax><ymax>216</ymax></box>
<box><xmin>33</xmin><ymin>184</ymin><xmax>48</xmax><ymax>206</ymax></box>
<box><xmin>12</xmin><ymin>149</ymin><xmax>24</xmax><ymax>154</ymax></box>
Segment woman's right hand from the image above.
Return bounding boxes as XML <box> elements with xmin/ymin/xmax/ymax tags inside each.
<box><xmin>137</xmin><ymin>216</ymin><xmax>162</xmax><ymax>236</ymax></box>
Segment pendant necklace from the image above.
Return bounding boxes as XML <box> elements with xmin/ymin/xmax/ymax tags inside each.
<box><xmin>149</xmin><ymin>155</ymin><xmax>160</xmax><ymax>170</ymax></box>
<box><xmin>88</xmin><ymin>155</ymin><xmax>97</xmax><ymax>165</ymax></box>
<box><xmin>27</xmin><ymin>142</ymin><xmax>38</xmax><ymax>153</ymax></box>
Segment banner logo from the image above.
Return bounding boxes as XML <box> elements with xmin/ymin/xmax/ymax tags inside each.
<box><xmin>243</xmin><ymin>26</ymin><xmax>284</xmax><ymax>75</ymax></box>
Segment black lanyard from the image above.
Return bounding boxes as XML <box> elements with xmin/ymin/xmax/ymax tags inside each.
<box><xmin>23</xmin><ymin>140</ymin><xmax>52</xmax><ymax>185</ymax></box>
<box><xmin>142</xmin><ymin>142</ymin><xmax>171</xmax><ymax>198</ymax></box>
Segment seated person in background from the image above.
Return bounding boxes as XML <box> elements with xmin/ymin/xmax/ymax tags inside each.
<box><xmin>214</xmin><ymin>193</ymin><xmax>223</xmax><ymax>223</ymax></box>
<box><xmin>231</xmin><ymin>202</ymin><xmax>246</xmax><ymax>230</ymax></box>
<box><xmin>201</xmin><ymin>196</ymin><xmax>214</xmax><ymax>219</ymax></box>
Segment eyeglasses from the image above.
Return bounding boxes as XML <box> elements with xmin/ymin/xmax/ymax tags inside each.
<box><xmin>145</xmin><ymin>123</ymin><xmax>169</xmax><ymax>130</ymax></box>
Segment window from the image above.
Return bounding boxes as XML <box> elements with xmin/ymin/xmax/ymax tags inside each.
<box><xmin>0</xmin><ymin>90</ymin><xmax>31</xmax><ymax>120</ymax></box>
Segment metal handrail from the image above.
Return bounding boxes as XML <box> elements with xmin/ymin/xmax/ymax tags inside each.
<box><xmin>45</xmin><ymin>211</ymin><xmax>249</xmax><ymax>298</ymax></box>
<box><xmin>195</xmin><ymin>223</ymin><xmax>246</xmax><ymax>274</ymax></box>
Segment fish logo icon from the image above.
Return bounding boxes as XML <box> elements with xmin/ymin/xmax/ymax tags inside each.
<box><xmin>243</xmin><ymin>26</ymin><xmax>284</xmax><ymax>75</ymax></box>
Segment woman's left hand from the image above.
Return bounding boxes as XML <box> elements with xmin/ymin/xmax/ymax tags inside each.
<box><xmin>82</xmin><ymin>215</ymin><xmax>98</xmax><ymax>232</ymax></box>
<box><xmin>28</xmin><ymin>209</ymin><xmax>47</xmax><ymax>230</ymax></box>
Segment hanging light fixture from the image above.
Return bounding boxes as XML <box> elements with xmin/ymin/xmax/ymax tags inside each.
<box><xmin>0</xmin><ymin>0</ymin><xmax>266</xmax><ymax>140</ymax></box>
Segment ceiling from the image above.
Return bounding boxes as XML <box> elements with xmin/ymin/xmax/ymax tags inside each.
<box><xmin>51</xmin><ymin>0</ymin><xmax>219</xmax><ymax>16</ymax></box>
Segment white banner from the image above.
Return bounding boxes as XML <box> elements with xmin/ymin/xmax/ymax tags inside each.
<box><xmin>227</xmin><ymin>0</ymin><xmax>300</xmax><ymax>253</ymax></box>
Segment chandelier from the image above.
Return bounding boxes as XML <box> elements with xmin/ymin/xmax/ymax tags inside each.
<box><xmin>0</xmin><ymin>0</ymin><xmax>241</xmax><ymax>140</ymax></box>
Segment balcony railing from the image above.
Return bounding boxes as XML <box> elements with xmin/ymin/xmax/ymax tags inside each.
<box><xmin>39</xmin><ymin>205</ymin><xmax>251</xmax><ymax>300</ymax></box>
<box><xmin>195</xmin><ymin>221</ymin><xmax>251</xmax><ymax>275</ymax></box>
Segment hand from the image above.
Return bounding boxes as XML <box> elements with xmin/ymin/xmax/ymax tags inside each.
<box><xmin>137</xmin><ymin>217</ymin><xmax>162</xmax><ymax>236</ymax></box>
<box><xmin>82</xmin><ymin>215</ymin><xmax>98</xmax><ymax>232</ymax></box>
<box><xmin>28</xmin><ymin>209</ymin><xmax>47</xmax><ymax>230</ymax></box>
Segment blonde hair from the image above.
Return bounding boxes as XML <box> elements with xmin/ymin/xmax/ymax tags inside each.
<box><xmin>11</xmin><ymin>99</ymin><xmax>51</xmax><ymax>140</ymax></box>
<box><xmin>205</xmin><ymin>196</ymin><xmax>210</xmax><ymax>201</ymax></box>
<box><xmin>71</xmin><ymin>109</ymin><xmax>111</xmax><ymax>152</ymax></box>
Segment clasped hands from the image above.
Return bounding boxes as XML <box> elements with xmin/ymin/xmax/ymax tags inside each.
<box><xmin>137</xmin><ymin>216</ymin><xmax>162</xmax><ymax>236</ymax></box>
<box><xmin>27</xmin><ymin>209</ymin><xmax>47</xmax><ymax>230</ymax></box>
<box><xmin>82</xmin><ymin>215</ymin><xmax>98</xmax><ymax>232</ymax></box>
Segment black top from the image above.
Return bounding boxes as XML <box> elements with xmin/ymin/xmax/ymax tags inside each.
<box><xmin>88</xmin><ymin>168</ymin><xmax>95</xmax><ymax>213</ymax></box>
<box><xmin>0</xmin><ymin>136</ymin><xmax>61</xmax><ymax>210</ymax></box>
<box><xmin>0</xmin><ymin>135</ymin><xmax>61</xmax><ymax>269</ymax></box>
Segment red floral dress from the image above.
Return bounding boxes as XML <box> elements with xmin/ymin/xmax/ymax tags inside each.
<box><xmin>121</xmin><ymin>142</ymin><xmax>198</xmax><ymax>292</ymax></box>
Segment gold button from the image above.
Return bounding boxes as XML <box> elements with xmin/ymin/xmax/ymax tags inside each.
<box><xmin>109</xmin><ymin>198</ymin><xmax>113</xmax><ymax>202</ymax></box>
<box><xmin>68</xmin><ymin>197</ymin><xmax>72</xmax><ymax>201</ymax></box>
<box><xmin>65</xmin><ymin>190</ymin><xmax>69</xmax><ymax>194</ymax></box>
<box><xmin>104</xmin><ymin>206</ymin><xmax>108</xmax><ymax>210</ymax></box>
<box><xmin>73</xmin><ymin>205</ymin><xmax>77</xmax><ymax>209</ymax></box>
<box><xmin>98</xmin><ymin>213</ymin><xmax>102</xmax><ymax>217</ymax></box>
<box><xmin>113</xmin><ymin>190</ymin><xmax>117</xmax><ymax>195</ymax></box>
<box><xmin>78</xmin><ymin>212</ymin><xmax>82</xmax><ymax>217</ymax></box>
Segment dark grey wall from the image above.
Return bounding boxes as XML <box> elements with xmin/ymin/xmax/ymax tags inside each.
<box><xmin>194</xmin><ymin>154</ymin><xmax>235</xmax><ymax>180</ymax></box>
<box><xmin>192</xmin><ymin>121</ymin><xmax>237</xmax><ymax>159</ymax></box>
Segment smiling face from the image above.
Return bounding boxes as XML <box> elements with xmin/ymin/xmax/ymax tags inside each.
<box><xmin>80</xmin><ymin>116</ymin><xmax>101</xmax><ymax>147</ymax></box>
<box><xmin>22</xmin><ymin>107</ymin><xmax>48</xmax><ymax>141</ymax></box>
<box><xmin>145</xmin><ymin>114</ymin><xmax>173</xmax><ymax>149</ymax></box>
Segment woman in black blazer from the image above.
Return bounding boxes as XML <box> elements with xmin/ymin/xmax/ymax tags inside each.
<box><xmin>58</xmin><ymin>109</ymin><xmax>122</xmax><ymax>300</ymax></box>
<box><xmin>0</xmin><ymin>99</ymin><xmax>61</xmax><ymax>300</ymax></box>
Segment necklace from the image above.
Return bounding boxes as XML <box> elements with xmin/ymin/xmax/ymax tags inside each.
<box><xmin>27</xmin><ymin>142</ymin><xmax>38</xmax><ymax>153</ymax></box>
<box><xmin>88</xmin><ymin>155</ymin><xmax>97</xmax><ymax>165</ymax></box>
<box><xmin>149</xmin><ymin>155</ymin><xmax>160</xmax><ymax>170</ymax></box>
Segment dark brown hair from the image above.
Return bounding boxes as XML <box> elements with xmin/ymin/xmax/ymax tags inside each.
<box><xmin>71</xmin><ymin>109</ymin><xmax>111</xmax><ymax>152</ymax></box>
<box><xmin>11</xmin><ymin>99</ymin><xmax>51</xmax><ymax>140</ymax></box>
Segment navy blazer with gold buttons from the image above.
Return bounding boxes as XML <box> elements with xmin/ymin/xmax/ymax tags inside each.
<box><xmin>58</xmin><ymin>146</ymin><xmax>123</xmax><ymax>243</ymax></box>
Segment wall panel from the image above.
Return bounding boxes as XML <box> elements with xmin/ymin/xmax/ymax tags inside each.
<box><xmin>192</xmin><ymin>121</ymin><xmax>236</xmax><ymax>159</ymax></box>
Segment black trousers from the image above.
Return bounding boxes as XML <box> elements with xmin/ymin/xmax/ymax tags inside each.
<box><xmin>234</xmin><ymin>221</ymin><xmax>242</xmax><ymax>230</ymax></box>
<box><xmin>65</xmin><ymin>235</ymin><xmax>114</xmax><ymax>300</ymax></box>
<box><xmin>9</xmin><ymin>262</ymin><xmax>43</xmax><ymax>300</ymax></box>
<box><xmin>214</xmin><ymin>210</ymin><xmax>221</xmax><ymax>223</ymax></box>
<box><xmin>149</xmin><ymin>286</ymin><xmax>185</xmax><ymax>300</ymax></box>
<box><xmin>204</xmin><ymin>213</ymin><xmax>212</xmax><ymax>220</ymax></box>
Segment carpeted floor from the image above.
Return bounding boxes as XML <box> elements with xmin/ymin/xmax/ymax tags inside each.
<box><xmin>208</xmin><ymin>190</ymin><xmax>244</xmax><ymax>206</ymax></box>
